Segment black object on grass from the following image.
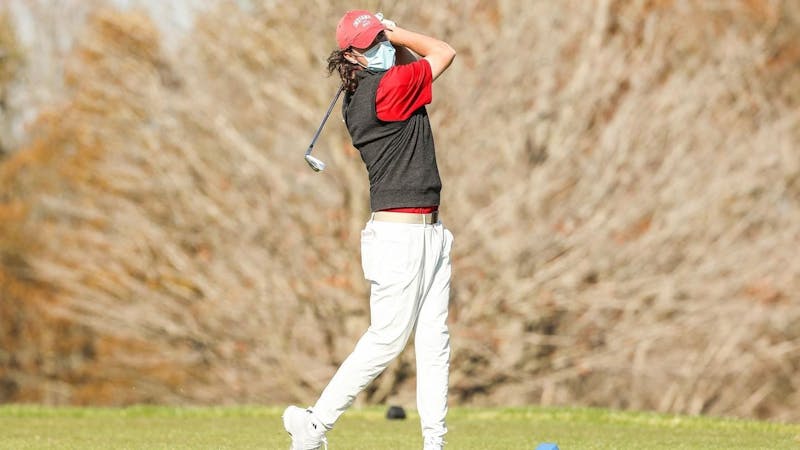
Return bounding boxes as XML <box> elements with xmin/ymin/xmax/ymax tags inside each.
<box><xmin>386</xmin><ymin>405</ymin><xmax>406</xmax><ymax>420</ymax></box>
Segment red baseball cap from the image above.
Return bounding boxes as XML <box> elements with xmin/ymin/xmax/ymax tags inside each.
<box><xmin>336</xmin><ymin>10</ymin><xmax>386</xmax><ymax>49</ymax></box>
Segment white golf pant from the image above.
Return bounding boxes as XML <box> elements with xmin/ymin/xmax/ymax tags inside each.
<box><xmin>313</xmin><ymin>218</ymin><xmax>453</xmax><ymax>443</ymax></box>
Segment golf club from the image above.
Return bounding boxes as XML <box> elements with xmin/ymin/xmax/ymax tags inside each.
<box><xmin>305</xmin><ymin>84</ymin><xmax>345</xmax><ymax>172</ymax></box>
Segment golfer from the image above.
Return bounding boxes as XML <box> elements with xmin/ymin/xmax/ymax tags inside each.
<box><xmin>283</xmin><ymin>10</ymin><xmax>456</xmax><ymax>450</ymax></box>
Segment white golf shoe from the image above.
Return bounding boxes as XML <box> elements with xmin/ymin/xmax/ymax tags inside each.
<box><xmin>423</xmin><ymin>437</ymin><xmax>445</xmax><ymax>450</ymax></box>
<box><xmin>282</xmin><ymin>405</ymin><xmax>328</xmax><ymax>450</ymax></box>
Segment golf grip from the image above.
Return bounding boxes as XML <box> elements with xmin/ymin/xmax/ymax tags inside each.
<box><xmin>305</xmin><ymin>84</ymin><xmax>345</xmax><ymax>156</ymax></box>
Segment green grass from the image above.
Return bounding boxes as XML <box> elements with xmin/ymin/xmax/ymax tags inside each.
<box><xmin>0</xmin><ymin>404</ymin><xmax>798</xmax><ymax>449</ymax></box>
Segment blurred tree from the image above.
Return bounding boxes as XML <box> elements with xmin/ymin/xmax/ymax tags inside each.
<box><xmin>0</xmin><ymin>11</ymin><xmax>23</xmax><ymax>158</ymax></box>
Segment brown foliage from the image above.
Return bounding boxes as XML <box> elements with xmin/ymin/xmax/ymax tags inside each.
<box><xmin>1</xmin><ymin>0</ymin><xmax>799</xmax><ymax>421</ymax></box>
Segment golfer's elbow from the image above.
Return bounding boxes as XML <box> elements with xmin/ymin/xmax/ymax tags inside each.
<box><xmin>438</xmin><ymin>41</ymin><xmax>456</xmax><ymax>67</ymax></box>
<box><xmin>448</xmin><ymin>41</ymin><xmax>456</xmax><ymax>56</ymax></box>
<box><xmin>428</xmin><ymin>42</ymin><xmax>456</xmax><ymax>81</ymax></box>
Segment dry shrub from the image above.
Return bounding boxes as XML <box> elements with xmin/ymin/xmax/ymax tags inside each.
<box><xmin>437</xmin><ymin>0</ymin><xmax>800</xmax><ymax>421</ymax></box>
<box><xmin>1</xmin><ymin>0</ymin><xmax>799</xmax><ymax>421</ymax></box>
<box><xmin>1</xmin><ymin>2</ymin><xmax>378</xmax><ymax>405</ymax></box>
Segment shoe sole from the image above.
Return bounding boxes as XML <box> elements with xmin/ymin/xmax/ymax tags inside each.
<box><xmin>282</xmin><ymin>406</ymin><xmax>307</xmax><ymax>448</ymax></box>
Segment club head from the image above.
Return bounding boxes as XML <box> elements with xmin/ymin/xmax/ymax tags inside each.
<box><xmin>305</xmin><ymin>154</ymin><xmax>326</xmax><ymax>172</ymax></box>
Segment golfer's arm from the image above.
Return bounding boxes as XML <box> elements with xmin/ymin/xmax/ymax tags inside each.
<box><xmin>385</xmin><ymin>26</ymin><xmax>455</xmax><ymax>80</ymax></box>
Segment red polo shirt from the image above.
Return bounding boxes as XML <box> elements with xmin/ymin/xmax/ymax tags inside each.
<box><xmin>376</xmin><ymin>59</ymin><xmax>433</xmax><ymax>122</ymax></box>
<box><xmin>375</xmin><ymin>59</ymin><xmax>437</xmax><ymax>213</ymax></box>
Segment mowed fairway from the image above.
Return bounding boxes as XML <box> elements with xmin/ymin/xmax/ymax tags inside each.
<box><xmin>1</xmin><ymin>405</ymin><xmax>798</xmax><ymax>449</ymax></box>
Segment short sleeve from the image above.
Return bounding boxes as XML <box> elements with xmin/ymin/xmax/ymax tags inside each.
<box><xmin>375</xmin><ymin>59</ymin><xmax>433</xmax><ymax>122</ymax></box>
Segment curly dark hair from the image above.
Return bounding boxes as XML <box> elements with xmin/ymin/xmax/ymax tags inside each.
<box><xmin>327</xmin><ymin>49</ymin><xmax>361</xmax><ymax>93</ymax></box>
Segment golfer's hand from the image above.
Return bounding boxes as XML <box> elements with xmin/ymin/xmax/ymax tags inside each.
<box><xmin>375</xmin><ymin>12</ymin><xmax>396</xmax><ymax>30</ymax></box>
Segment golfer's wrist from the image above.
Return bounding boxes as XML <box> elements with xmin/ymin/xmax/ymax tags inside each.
<box><xmin>383</xmin><ymin>27</ymin><xmax>400</xmax><ymax>45</ymax></box>
<box><xmin>385</xmin><ymin>26</ymin><xmax>406</xmax><ymax>44</ymax></box>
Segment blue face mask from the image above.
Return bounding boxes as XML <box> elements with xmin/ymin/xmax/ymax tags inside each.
<box><xmin>359</xmin><ymin>40</ymin><xmax>396</xmax><ymax>72</ymax></box>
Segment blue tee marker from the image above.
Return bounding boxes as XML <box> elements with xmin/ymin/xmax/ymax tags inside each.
<box><xmin>535</xmin><ymin>444</ymin><xmax>560</xmax><ymax>450</ymax></box>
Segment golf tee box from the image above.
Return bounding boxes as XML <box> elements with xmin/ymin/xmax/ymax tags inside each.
<box><xmin>535</xmin><ymin>443</ymin><xmax>560</xmax><ymax>450</ymax></box>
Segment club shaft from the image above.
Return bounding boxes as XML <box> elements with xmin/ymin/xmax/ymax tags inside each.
<box><xmin>306</xmin><ymin>84</ymin><xmax>344</xmax><ymax>156</ymax></box>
